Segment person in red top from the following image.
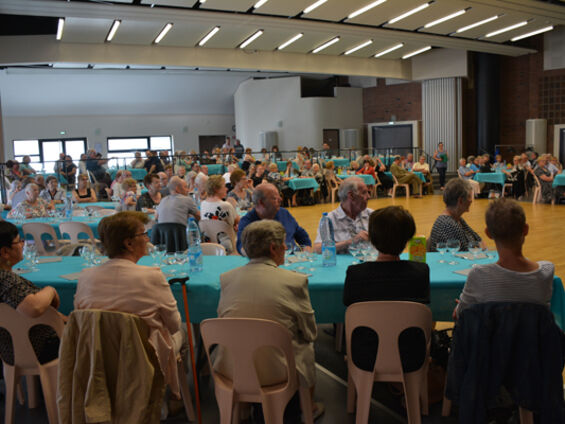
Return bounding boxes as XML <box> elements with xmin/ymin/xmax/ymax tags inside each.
<box><xmin>356</xmin><ymin>159</ymin><xmax>377</xmax><ymax>180</ymax></box>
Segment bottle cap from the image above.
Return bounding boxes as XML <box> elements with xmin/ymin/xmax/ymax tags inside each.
<box><xmin>323</xmin><ymin>212</ymin><xmax>328</xmax><ymax>216</ymax></box>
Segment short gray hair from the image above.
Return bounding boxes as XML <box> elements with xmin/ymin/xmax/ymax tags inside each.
<box><xmin>443</xmin><ymin>178</ymin><xmax>472</xmax><ymax>207</ymax></box>
<box><xmin>241</xmin><ymin>220</ymin><xmax>286</xmax><ymax>258</ymax></box>
<box><xmin>25</xmin><ymin>183</ymin><xmax>38</xmax><ymax>194</ymax></box>
<box><xmin>168</xmin><ymin>176</ymin><xmax>184</xmax><ymax>192</ymax></box>
<box><xmin>251</xmin><ymin>183</ymin><xmax>274</xmax><ymax>205</ymax></box>
<box><xmin>338</xmin><ymin>177</ymin><xmax>363</xmax><ymax>202</ymax></box>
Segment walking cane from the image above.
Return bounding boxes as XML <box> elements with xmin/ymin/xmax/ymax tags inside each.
<box><xmin>170</xmin><ymin>277</ymin><xmax>202</xmax><ymax>424</ymax></box>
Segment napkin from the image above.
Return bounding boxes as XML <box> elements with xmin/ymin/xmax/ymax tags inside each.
<box><xmin>453</xmin><ymin>268</ymin><xmax>472</xmax><ymax>276</ymax></box>
<box><xmin>60</xmin><ymin>272</ymin><xmax>82</xmax><ymax>281</ymax></box>
<box><xmin>13</xmin><ymin>268</ymin><xmax>32</xmax><ymax>275</ymax></box>
<box><xmin>286</xmin><ymin>255</ymin><xmax>307</xmax><ymax>264</ymax></box>
<box><xmin>455</xmin><ymin>252</ymin><xmax>488</xmax><ymax>260</ymax></box>
<box><xmin>37</xmin><ymin>257</ymin><xmax>63</xmax><ymax>264</ymax></box>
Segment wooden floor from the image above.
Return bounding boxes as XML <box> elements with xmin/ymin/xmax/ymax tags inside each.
<box><xmin>289</xmin><ymin>193</ymin><xmax>565</xmax><ymax>280</ymax></box>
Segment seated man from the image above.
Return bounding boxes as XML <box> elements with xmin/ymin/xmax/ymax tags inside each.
<box><xmin>215</xmin><ymin>220</ymin><xmax>322</xmax><ymax>419</ymax></box>
<box><xmin>236</xmin><ymin>183</ymin><xmax>311</xmax><ymax>254</ymax></box>
<box><xmin>458</xmin><ymin>157</ymin><xmax>481</xmax><ymax>196</ymax></box>
<box><xmin>455</xmin><ymin>198</ymin><xmax>554</xmax><ymax>318</ymax></box>
<box><xmin>158</xmin><ymin>172</ymin><xmax>170</xmax><ymax>197</ymax></box>
<box><xmin>156</xmin><ymin>176</ymin><xmax>200</xmax><ymax>225</ymax></box>
<box><xmin>390</xmin><ymin>155</ymin><xmax>422</xmax><ymax>197</ymax></box>
<box><xmin>313</xmin><ymin>177</ymin><xmax>372</xmax><ymax>253</ymax></box>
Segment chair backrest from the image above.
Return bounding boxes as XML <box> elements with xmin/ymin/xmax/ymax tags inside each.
<box><xmin>150</xmin><ymin>222</ymin><xmax>187</xmax><ymax>252</ymax></box>
<box><xmin>345</xmin><ymin>301</ymin><xmax>432</xmax><ymax>376</ymax></box>
<box><xmin>199</xmin><ymin>219</ymin><xmax>236</xmax><ymax>253</ymax></box>
<box><xmin>200</xmin><ymin>318</ymin><xmax>296</xmax><ymax>396</ymax></box>
<box><xmin>201</xmin><ymin>242</ymin><xmax>226</xmax><ymax>256</ymax></box>
<box><xmin>22</xmin><ymin>222</ymin><xmax>60</xmax><ymax>256</ymax></box>
<box><xmin>59</xmin><ymin>221</ymin><xmax>96</xmax><ymax>245</ymax></box>
<box><xmin>94</xmin><ymin>209</ymin><xmax>116</xmax><ymax>217</ymax></box>
<box><xmin>0</xmin><ymin>305</ymin><xmax>64</xmax><ymax>369</ymax></box>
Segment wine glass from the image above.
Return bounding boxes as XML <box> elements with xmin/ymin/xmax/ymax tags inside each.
<box><xmin>148</xmin><ymin>244</ymin><xmax>159</xmax><ymax>266</ymax></box>
<box><xmin>436</xmin><ymin>242</ymin><xmax>448</xmax><ymax>263</ymax></box>
<box><xmin>468</xmin><ymin>241</ymin><xmax>481</xmax><ymax>259</ymax></box>
<box><xmin>156</xmin><ymin>244</ymin><xmax>167</xmax><ymax>265</ymax></box>
<box><xmin>348</xmin><ymin>241</ymin><xmax>364</xmax><ymax>265</ymax></box>
<box><xmin>23</xmin><ymin>241</ymin><xmax>38</xmax><ymax>272</ymax></box>
<box><xmin>446</xmin><ymin>239</ymin><xmax>461</xmax><ymax>265</ymax></box>
<box><xmin>284</xmin><ymin>242</ymin><xmax>295</xmax><ymax>266</ymax></box>
<box><xmin>79</xmin><ymin>245</ymin><xmax>93</xmax><ymax>266</ymax></box>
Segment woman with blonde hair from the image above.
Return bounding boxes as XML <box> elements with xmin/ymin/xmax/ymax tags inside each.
<box><xmin>73</xmin><ymin>174</ymin><xmax>97</xmax><ymax>203</ymax></box>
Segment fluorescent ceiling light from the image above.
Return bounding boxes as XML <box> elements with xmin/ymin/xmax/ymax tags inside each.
<box><xmin>154</xmin><ymin>23</ymin><xmax>173</xmax><ymax>44</ymax></box>
<box><xmin>277</xmin><ymin>33</ymin><xmax>303</xmax><ymax>50</ymax></box>
<box><xmin>402</xmin><ymin>46</ymin><xmax>431</xmax><ymax>59</ymax></box>
<box><xmin>312</xmin><ymin>37</ymin><xmax>340</xmax><ymax>54</ymax></box>
<box><xmin>106</xmin><ymin>20</ymin><xmax>121</xmax><ymax>42</ymax></box>
<box><xmin>303</xmin><ymin>0</ymin><xmax>328</xmax><ymax>15</ymax></box>
<box><xmin>56</xmin><ymin>18</ymin><xmax>64</xmax><ymax>40</ymax></box>
<box><xmin>511</xmin><ymin>25</ymin><xmax>553</xmax><ymax>41</ymax></box>
<box><xmin>253</xmin><ymin>0</ymin><xmax>269</xmax><ymax>9</ymax></box>
<box><xmin>388</xmin><ymin>3</ymin><xmax>430</xmax><ymax>25</ymax></box>
<box><xmin>456</xmin><ymin>15</ymin><xmax>498</xmax><ymax>33</ymax></box>
<box><xmin>485</xmin><ymin>21</ymin><xmax>527</xmax><ymax>38</ymax></box>
<box><xmin>198</xmin><ymin>26</ymin><xmax>220</xmax><ymax>46</ymax></box>
<box><xmin>344</xmin><ymin>40</ymin><xmax>373</xmax><ymax>55</ymax></box>
<box><xmin>240</xmin><ymin>30</ymin><xmax>263</xmax><ymax>49</ymax></box>
<box><xmin>348</xmin><ymin>0</ymin><xmax>387</xmax><ymax>20</ymax></box>
<box><xmin>374</xmin><ymin>43</ymin><xmax>403</xmax><ymax>58</ymax></box>
<box><xmin>424</xmin><ymin>9</ymin><xmax>466</xmax><ymax>29</ymax></box>
<box><xmin>200</xmin><ymin>0</ymin><xmax>206</xmax><ymax>3</ymax></box>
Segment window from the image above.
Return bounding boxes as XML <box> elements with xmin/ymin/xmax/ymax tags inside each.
<box><xmin>107</xmin><ymin>135</ymin><xmax>174</xmax><ymax>168</ymax></box>
<box><xmin>13</xmin><ymin>138</ymin><xmax>87</xmax><ymax>172</ymax></box>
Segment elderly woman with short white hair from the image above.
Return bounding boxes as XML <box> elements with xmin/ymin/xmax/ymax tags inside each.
<box><xmin>8</xmin><ymin>183</ymin><xmax>53</xmax><ymax>218</ymax></box>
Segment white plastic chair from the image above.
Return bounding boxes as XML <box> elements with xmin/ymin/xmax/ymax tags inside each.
<box><xmin>391</xmin><ymin>175</ymin><xmax>410</xmax><ymax>199</ymax></box>
<box><xmin>200</xmin><ymin>318</ymin><xmax>314</xmax><ymax>424</ymax></box>
<box><xmin>345</xmin><ymin>301</ymin><xmax>433</xmax><ymax>424</ymax></box>
<box><xmin>58</xmin><ymin>222</ymin><xmax>98</xmax><ymax>245</ymax></box>
<box><xmin>532</xmin><ymin>173</ymin><xmax>542</xmax><ymax>204</ymax></box>
<box><xmin>21</xmin><ymin>223</ymin><xmax>61</xmax><ymax>256</ymax></box>
<box><xmin>199</xmin><ymin>220</ymin><xmax>237</xmax><ymax>255</ymax></box>
<box><xmin>0</xmin><ymin>305</ymin><xmax>64</xmax><ymax>424</ymax></box>
<box><xmin>201</xmin><ymin>242</ymin><xmax>226</xmax><ymax>256</ymax></box>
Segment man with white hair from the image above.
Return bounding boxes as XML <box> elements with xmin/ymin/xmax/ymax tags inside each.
<box><xmin>314</xmin><ymin>176</ymin><xmax>372</xmax><ymax>253</ymax></box>
<box><xmin>158</xmin><ymin>172</ymin><xmax>170</xmax><ymax>197</ymax></box>
<box><xmin>156</xmin><ymin>176</ymin><xmax>200</xmax><ymax>225</ymax></box>
<box><xmin>194</xmin><ymin>172</ymin><xmax>208</xmax><ymax>201</ymax></box>
<box><xmin>222</xmin><ymin>164</ymin><xmax>236</xmax><ymax>185</ymax></box>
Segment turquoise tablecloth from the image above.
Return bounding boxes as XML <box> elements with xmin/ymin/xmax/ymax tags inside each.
<box><xmin>9</xmin><ymin>216</ymin><xmax>103</xmax><ymax>239</ymax></box>
<box><xmin>55</xmin><ymin>202</ymin><xmax>118</xmax><ymax>210</ymax></box>
<box><xmin>384</xmin><ymin>171</ymin><xmax>426</xmax><ymax>182</ymax></box>
<box><xmin>276</xmin><ymin>161</ymin><xmax>300</xmax><ymax>172</ymax></box>
<box><xmin>23</xmin><ymin>253</ymin><xmax>565</xmax><ymax>329</ymax></box>
<box><xmin>474</xmin><ymin>171</ymin><xmax>506</xmax><ymax>185</ymax></box>
<box><xmin>331</xmin><ymin>158</ymin><xmax>350</xmax><ymax>168</ymax></box>
<box><xmin>339</xmin><ymin>174</ymin><xmax>376</xmax><ymax>185</ymax></box>
<box><xmin>552</xmin><ymin>172</ymin><xmax>565</xmax><ymax>188</ymax></box>
<box><xmin>287</xmin><ymin>178</ymin><xmax>319</xmax><ymax>191</ymax></box>
<box><xmin>108</xmin><ymin>168</ymin><xmax>147</xmax><ymax>181</ymax></box>
<box><xmin>206</xmin><ymin>164</ymin><xmax>225</xmax><ymax>175</ymax></box>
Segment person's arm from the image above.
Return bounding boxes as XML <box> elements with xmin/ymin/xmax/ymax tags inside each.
<box><xmin>154</xmin><ymin>273</ymin><xmax>181</xmax><ymax>335</ymax></box>
<box><xmin>17</xmin><ymin>286</ymin><xmax>60</xmax><ymax>318</ymax></box>
<box><xmin>538</xmin><ymin>172</ymin><xmax>554</xmax><ymax>182</ymax></box>
<box><xmin>72</xmin><ymin>190</ymin><xmax>80</xmax><ymax>203</ymax></box>
<box><xmin>148</xmin><ymin>164</ymin><xmax>156</xmax><ymax>174</ymax></box>
<box><xmin>89</xmin><ymin>188</ymin><xmax>98</xmax><ymax>202</ymax></box>
<box><xmin>293</xmin><ymin>277</ymin><xmax>317</xmax><ymax>343</ymax></box>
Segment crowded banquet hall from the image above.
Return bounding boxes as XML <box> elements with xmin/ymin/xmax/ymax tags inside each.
<box><xmin>1</xmin><ymin>0</ymin><xmax>565</xmax><ymax>423</ymax></box>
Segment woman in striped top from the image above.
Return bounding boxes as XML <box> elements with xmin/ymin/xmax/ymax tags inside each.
<box><xmin>455</xmin><ymin>198</ymin><xmax>554</xmax><ymax>317</ymax></box>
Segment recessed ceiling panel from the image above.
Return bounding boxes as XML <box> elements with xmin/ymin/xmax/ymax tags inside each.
<box><xmin>63</xmin><ymin>17</ymin><xmax>115</xmax><ymax>44</ymax></box>
<box><xmin>200</xmin><ymin>0</ymin><xmax>255</xmax><ymax>13</ymax></box>
<box><xmin>111</xmin><ymin>20</ymin><xmax>169</xmax><ymax>45</ymax></box>
<box><xmin>158</xmin><ymin>21</ymin><xmax>216</xmax><ymax>46</ymax></box>
<box><xmin>348</xmin><ymin>0</ymin><xmax>426</xmax><ymax>27</ymax></box>
<box><xmin>253</xmin><ymin>0</ymin><xmax>311</xmax><ymax>18</ymax></box>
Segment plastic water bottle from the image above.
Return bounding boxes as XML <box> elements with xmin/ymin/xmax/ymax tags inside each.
<box><xmin>187</xmin><ymin>217</ymin><xmax>203</xmax><ymax>272</ymax></box>
<box><xmin>64</xmin><ymin>191</ymin><xmax>73</xmax><ymax>220</ymax></box>
<box><xmin>320</xmin><ymin>212</ymin><xmax>336</xmax><ymax>267</ymax></box>
<box><xmin>193</xmin><ymin>187</ymin><xmax>201</xmax><ymax>210</ymax></box>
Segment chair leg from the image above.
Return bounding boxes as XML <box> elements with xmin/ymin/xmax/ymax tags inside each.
<box><xmin>38</xmin><ymin>364</ymin><xmax>59</xmax><ymax>424</ymax></box>
<box><xmin>346</xmin><ymin>372</ymin><xmax>356</xmax><ymax>413</ymax></box>
<box><xmin>16</xmin><ymin>382</ymin><xmax>25</xmax><ymax>406</ymax></box>
<box><xmin>298</xmin><ymin>386</ymin><xmax>314</xmax><ymax>424</ymax></box>
<box><xmin>519</xmin><ymin>407</ymin><xmax>534</xmax><ymax>424</ymax></box>
<box><xmin>353</xmin><ymin>373</ymin><xmax>374</xmax><ymax>424</ymax></box>
<box><xmin>261</xmin><ymin>397</ymin><xmax>285</xmax><ymax>424</ymax></box>
<box><xmin>441</xmin><ymin>397</ymin><xmax>452</xmax><ymax>416</ymax></box>
<box><xmin>403</xmin><ymin>372</ymin><xmax>423</xmax><ymax>424</ymax></box>
<box><xmin>216</xmin><ymin>389</ymin><xmax>234</xmax><ymax>424</ymax></box>
<box><xmin>334</xmin><ymin>323</ymin><xmax>344</xmax><ymax>352</ymax></box>
<box><xmin>177</xmin><ymin>359</ymin><xmax>196</xmax><ymax>422</ymax></box>
<box><xmin>4</xmin><ymin>365</ymin><xmax>18</xmax><ymax>424</ymax></box>
<box><xmin>26</xmin><ymin>375</ymin><xmax>40</xmax><ymax>408</ymax></box>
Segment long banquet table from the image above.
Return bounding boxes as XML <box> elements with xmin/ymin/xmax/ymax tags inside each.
<box><xmin>552</xmin><ymin>172</ymin><xmax>565</xmax><ymax>188</ymax></box>
<box><xmin>23</xmin><ymin>252</ymin><xmax>565</xmax><ymax>329</ymax></box>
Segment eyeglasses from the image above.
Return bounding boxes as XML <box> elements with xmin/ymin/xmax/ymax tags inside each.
<box><xmin>133</xmin><ymin>231</ymin><xmax>149</xmax><ymax>238</ymax></box>
<box><xmin>12</xmin><ymin>239</ymin><xmax>25</xmax><ymax>245</ymax></box>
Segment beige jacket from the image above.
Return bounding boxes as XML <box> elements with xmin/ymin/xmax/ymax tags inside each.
<box><xmin>57</xmin><ymin>310</ymin><xmax>165</xmax><ymax>424</ymax></box>
<box><xmin>214</xmin><ymin>258</ymin><xmax>317</xmax><ymax>387</ymax></box>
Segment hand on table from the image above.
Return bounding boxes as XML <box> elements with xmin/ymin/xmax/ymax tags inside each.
<box><xmin>352</xmin><ymin>231</ymin><xmax>369</xmax><ymax>243</ymax></box>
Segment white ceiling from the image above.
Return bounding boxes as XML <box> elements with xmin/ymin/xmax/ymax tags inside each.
<box><xmin>0</xmin><ymin>0</ymin><xmax>563</xmax><ymax>75</ymax></box>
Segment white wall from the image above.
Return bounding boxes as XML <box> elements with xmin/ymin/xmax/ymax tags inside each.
<box><xmin>412</xmin><ymin>49</ymin><xmax>468</xmax><ymax>81</ymax></box>
<box><xmin>234</xmin><ymin>77</ymin><xmax>363</xmax><ymax>151</ymax></box>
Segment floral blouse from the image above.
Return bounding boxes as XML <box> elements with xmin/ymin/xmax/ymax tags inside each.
<box><xmin>7</xmin><ymin>198</ymin><xmax>50</xmax><ymax>219</ymax></box>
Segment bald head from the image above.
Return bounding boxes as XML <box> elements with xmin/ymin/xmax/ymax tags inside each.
<box><xmin>168</xmin><ymin>176</ymin><xmax>188</xmax><ymax>194</ymax></box>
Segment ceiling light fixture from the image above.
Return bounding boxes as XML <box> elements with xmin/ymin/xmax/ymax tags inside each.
<box><xmin>303</xmin><ymin>0</ymin><xmax>328</xmax><ymax>15</ymax></box>
<box><xmin>402</xmin><ymin>46</ymin><xmax>431</xmax><ymax>59</ymax></box>
<box><xmin>56</xmin><ymin>18</ymin><xmax>64</xmax><ymax>40</ymax></box>
<box><xmin>344</xmin><ymin>40</ymin><xmax>373</xmax><ymax>55</ymax></box>
<box><xmin>154</xmin><ymin>23</ymin><xmax>173</xmax><ymax>44</ymax></box>
<box><xmin>511</xmin><ymin>25</ymin><xmax>553</xmax><ymax>41</ymax></box>
<box><xmin>456</xmin><ymin>15</ymin><xmax>498</xmax><ymax>33</ymax></box>
<box><xmin>277</xmin><ymin>33</ymin><xmax>303</xmax><ymax>50</ymax></box>
<box><xmin>239</xmin><ymin>30</ymin><xmax>263</xmax><ymax>49</ymax></box>
<box><xmin>106</xmin><ymin>20</ymin><xmax>121</xmax><ymax>42</ymax></box>
<box><xmin>485</xmin><ymin>21</ymin><xmax>527</xmax><ymax>38</ymax></box>
<box><xmin>198</xmin><ymin>26</ymin><xmax>220</xmax><ymax>46</ymax></box>
<box><xmin>424</xmin><ymin>9</ymin><xmax>466</xmax><ymax>29</ymax></box>
<box><xmin>374</xmin><ymin>43</ymin><xmax>403</xmax><ymax>58</ymax></box>
<box><xmin>199</xmin><ymin>0</ymin><xmax>206</xmax><ymax>3</ymax></box>
<box><xmin>312</xmin><ymin>36</ymin><xmax>340</xmax><ymax>53</ymax></box>
<box><xmin>387</xmin><ymin>3</ymin><xmax>430</xmax><ymax>25</ymax></box>
<box><xmin>253</xmin><ymin>0</ymin><xmax>269</xmax><ymax>9</ymax></box>
<box><xmin>347</xmin><ymin>0</ymin><xmax>387</xmax><ymax>20</ymax></box>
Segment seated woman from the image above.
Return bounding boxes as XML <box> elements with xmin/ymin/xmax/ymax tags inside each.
<box><xmin>214</xmin><ymin>220</ymin><xmax>322</xmax><ymax>418</ymax></box>
<box><xmin>455</xmin><ymin>199</ymin><xmax>553</xmax><ymax>317</ymax></box>
<box><xmin>373</xmin><ymin>156</ymin><xmax>393</xmax><ymax>196</ymax></box>
<box><xmin>20</xmin><ymin>155</ymin><xmax>37</xmax><ymax>176</ymax></box>
<box><xmin>109</xmin><ymin>170</ymin><xmax>127</xmax><ymax>200</ymax></box>
<box><xmin>8</xmin><ymin>183</ymin><xmax>53</xmax><ymax>219</ymax></box>
<box><xmin>324</xmin><ymin>160</ymin><xmax>341</xmax><ymax>200</ymax></box>
<box><xmin>0</xmin><ymin>222</ymin><xmax>62</xmax><ymax>365</ymax></box>
<box><xmin>136</xmin><ymin>173</ymin><xmax>161</xmax><ymax>213</ymax></box>
<box><xmin>349</xmin><ymin>160</ymin><xmax>360</xmax><ymax>174</ymax></box>
<box><xmin>343</xmin><ymin>206</ymin><xmax>430</xmax><ymax>373</ymax></box>
<box><xmin>119</xmin><ymin>178</ymin><xmax>138</xmax><ymax>212</ymax></box>
<box><xmin>40</xmin><ymin>176</ymin><xmax>65</xmax><ymax>204</ymax></box>
<box><xmin>7</xmin><ymin>179</ymin><xmax>22</xmax><ymax>207</ymax></box>
<box><xmin>200</xmin><ymin>175</ymin><xmax>240</xmax><ymax>254</ymax></box>
<box><xmin>534</xmin><ymin>154</ymin><xmax>554</xmax><ymax>204</ymax></box>
<box><xmin>75</xmin><ymin>212</ymin><xmax>183</xmax><ymax>395</ymax></box>
<box><xmin>356</xmin><ymin>159</ymin><xmax>377</xmax><ymax>180</ymax></box>
<box><xmin>227</xmin><ymin>169</ymin><xmax>253</xmax><ymax>211</ymax></box>
<box><xmin>283</xmin><ymin>160</ymin><xmax>300</xmax><ymax>179</ymax></box>
<box><xmin>428</xmin><ymin>178</ymin><xmax>485</xmax><ymax>252</ymax></box>
<box><xmin>130</xmin><ymin>151</ymin><xmax>145</xmax><ymax>169</ymax></box>
<box><xmin>73</xmin><ymin>174</ymin><xmax>97</xmax><ymax>203</ymax></box>
<box><xmin>457</xmin><ymin>157</ymin><xmax>481</xmax><ymax>197</ymax></box>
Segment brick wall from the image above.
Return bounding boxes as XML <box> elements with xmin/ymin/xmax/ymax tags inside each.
<box><xmin>362</xmin><ymin>79</ymin><xmax>422</xmax><ymax>122</ymax></box>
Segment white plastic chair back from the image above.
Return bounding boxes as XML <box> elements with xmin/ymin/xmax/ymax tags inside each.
<box><xmin>199</xmin><ymin>219</ymin><xmax>236</xmax><ymax>254</ymax></box>
<box><xmin>22</xmin><ymin>223</ymin><xmax>60</xmax><ymax>256</ymax></box>
<box><xmin>59</xmin><ymin>222</ymin><xmax>97</xmax><ymax>245</ymax></box>
<box><xmin>201</xmin><ymin>242</ymin><xmax>226</xmax><ymax>256</ymax></box>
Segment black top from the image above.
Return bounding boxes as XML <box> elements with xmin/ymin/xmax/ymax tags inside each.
<box><xmin>74</xmin><ymin>188</ymin><xmax>92</xmax><ymax>199</ymax></box>
<box><xmin>343</xmin><ymin>260</ymin><xmax>430</xmax><ymax>373</ymax></box>
<box><xmin>144</xmin><ymin>156</ymin><xmax>164</xmax><ymax>174</ymax></box>
<box><xmin>136</xmin><ymin>192</ymin><xmax>158</xmax><ymax>211</ymax></box>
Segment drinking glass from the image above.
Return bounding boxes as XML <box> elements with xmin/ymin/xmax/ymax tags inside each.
<box><xmin>148</xmin><ymin>244</ymin><xmax>159</xmax><ymax>266</ymax></box>
<box><xmin>156</xmin><ymin>244</ymin><xmax>167</xmax><ymax>265</ymax></box>
<box><xmin>348</xmin><ymin>241</ymin><xmax>364</xmax><ymax>265</ymax></box>
<box><xmin>468</xmin><ymin>241</ymin><xmax>481</xmax><ymax>259</ymax></box>
<box><xmin>23</xmin><ymin>241</ymin><xmax>38</xmax><ymax>272</ymax></box>
<box><xmin>79</xmin><ymin>245</ymin><xmax>93</xmax><ymax>266</ymax></box>
<box><xmin>436</xmin><ymin>242</ymin><xmax>447</xmax><ymax>263</ymax></box>
<box><xmin>446</xmin><ymin>239</ymin><xmax>461</xmax><ymax>265</ymax></box>
<box><xmin>284</xmin><ymin>243</ymin><xmax>295</xmax><ymax>266</ymax></box>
